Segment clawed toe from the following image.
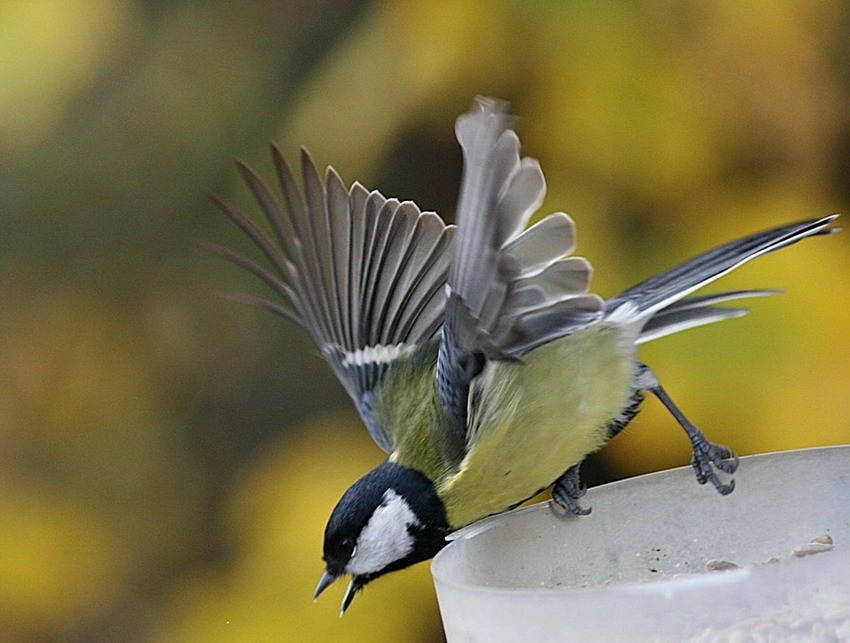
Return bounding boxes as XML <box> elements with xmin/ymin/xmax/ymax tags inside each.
<box><xmin>551</xmin><ymin>463</ymin><xmax>592</xmax><ymax>516</ymax></box>
<box><xmin>691</xmin><ymin>441</ymin><xmax>737</xmax><ymax>495</ymax></box>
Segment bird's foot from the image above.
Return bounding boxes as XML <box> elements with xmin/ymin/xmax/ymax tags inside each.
<box><xmin>691</xmin><ymin>436</ymin><xmax>738</xmax><ymax>495</ymax></box>
<box><xmin>551</xmin><ymin>463</ymin><xmax>591</xmax><ymax>516</ymax></box>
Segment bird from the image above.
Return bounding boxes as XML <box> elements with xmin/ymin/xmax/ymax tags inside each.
<box><xmin>206</xmin><ymin>97</ymin><xmax>839</xmax><ymax>615</ymax></box>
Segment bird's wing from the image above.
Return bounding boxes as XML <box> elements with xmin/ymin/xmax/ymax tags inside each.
<box><xmin>437</xmin><ymin>98</ymin><xmax>605</xmax><ymax>441</ymax></box>
<box><xmin>208</xmin><ymin>146</ymin><xmax>455</xmax><ymax>453</ymax></box>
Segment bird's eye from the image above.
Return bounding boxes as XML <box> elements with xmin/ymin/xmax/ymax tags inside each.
<box><xmin>340</xmin><ymin>537</ymin><xmax>354</xmax><ymax>554</ymax></box>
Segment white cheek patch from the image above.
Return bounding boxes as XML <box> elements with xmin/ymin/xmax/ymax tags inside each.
<box><xmin>346</xmin><ymin>489</ymin><xmax>420</xmax><ymax>575</ymax></box>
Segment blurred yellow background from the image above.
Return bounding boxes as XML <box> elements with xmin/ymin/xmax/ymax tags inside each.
<box><xmin>1</xmin><ymin>0</ymin><xmax>848</xmax><ymax>640</ymax></box>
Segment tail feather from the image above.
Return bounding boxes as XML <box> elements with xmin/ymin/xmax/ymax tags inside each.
<box><xmin>606</xmin><ymin>215</ymin><xmax>839</xmax><ymax>336</ymax></box>
<box><xmin>635</xmin><ymin>289</ymin><xmax>780</xmax><ymax>343</ymax></box>
<box><xmin>638</xmin><ymin>305</ymin><xmax>749</xmax><ymax>344</ymax></box>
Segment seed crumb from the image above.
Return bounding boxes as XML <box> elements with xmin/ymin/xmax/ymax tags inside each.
<box><xmin>705</xmin><ymin>559</ymin><xmax>739</xmax><ymax>572</ymax></box>
<box><xmin>791</xmin><ymin>542</ymin><xmax>834</xmax><ymax>557</ymax></box>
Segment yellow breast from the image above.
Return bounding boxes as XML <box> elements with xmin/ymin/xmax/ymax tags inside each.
<box><xmin>439</xmin><ymin>324</ymin><xmax>635</xmax><ymax>528</ymax></box>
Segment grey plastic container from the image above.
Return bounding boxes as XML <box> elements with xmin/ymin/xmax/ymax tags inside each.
<box><xmin>432</xmin><ymin>446</ymin><xmax>850</xmax><ymax>642</ymax></box>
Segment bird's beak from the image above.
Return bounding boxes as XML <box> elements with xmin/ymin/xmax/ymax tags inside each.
<box><xmin>340</xmin><ymin>576</ymin><xmax>359</xmax><ymax>617</ymax></box>
<box><xmin>315</xmin><ymin>569</ymin><xmax>363</xmax><ymax>616</ymax></box>
<box><xmin>314</xmin><ymin>569</ymin><xmax>339</xmax><ymax>601</ymax></box>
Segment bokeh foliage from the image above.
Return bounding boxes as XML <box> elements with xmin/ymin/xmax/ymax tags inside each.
<box><xmin>1</xmin><ymin>0</ymin><xmax>848</xmax><ymax>640</ymax></box>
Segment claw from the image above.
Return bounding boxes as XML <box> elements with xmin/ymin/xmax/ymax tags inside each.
<box><xmin>690</xmin><ymin>438</ymin><xmax>738</xmax><ymax>495</ymax></box>
<box><xmin>713</xmin><ymin>447</ymin><xmax>739</xmax><ymax>474</ymax></box>
<box><xmin>551</xmin><ymin>463</ymin><xmax>592</xmax><ymax>516</ymax></box>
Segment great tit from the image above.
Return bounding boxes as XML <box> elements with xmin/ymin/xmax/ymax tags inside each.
<box><xmin>208</xmin><ymin>98</ymin><xmax>839</xmax><ymax>615</ymax></box>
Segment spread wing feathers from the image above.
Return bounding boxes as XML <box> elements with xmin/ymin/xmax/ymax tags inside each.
<box><xmin>209</xmin><ymin>146</ymin><xmax>455</xmax><ymax>452</ymax></box>
<box><xmin>437</xmin><ymin>98</ymin><xmax>605</xmax><ymax>434</ymax></box>
<box><xmin>605</xmin><ymin>215</ymin><xmax>840</xmax><ymax>333</ymax></box>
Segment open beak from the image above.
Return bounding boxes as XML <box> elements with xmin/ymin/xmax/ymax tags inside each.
<box><xmin>339</xmin><ymin>577</ymin><xmax>359</xmax><ymax>616</ymax></box>
<box><xmin>314</xmin><ymin>570</ymin><xmax>339</xmax><ymax>601</ymax></box>
<box><xmin>315</xmin><ymin>569</ymin><xmax>363</xmax><ymax>616</ymax></box>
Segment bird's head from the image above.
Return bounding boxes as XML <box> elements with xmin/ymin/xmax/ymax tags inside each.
<box><xmin>314</xmin><ymin>461</ymin><xmax>450</xmax><ymax>615</ymax></box>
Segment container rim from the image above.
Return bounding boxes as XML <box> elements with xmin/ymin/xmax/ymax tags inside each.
<box><xmin>431</xmin><ymin>445</ymin><xmax>850</xmax><ymax>594</ymax></box>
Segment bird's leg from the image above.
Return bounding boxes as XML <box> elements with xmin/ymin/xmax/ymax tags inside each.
<box><xmin>636</xmin><ymin>364</ymin><xmax>738</xmax><ymax>495</ymax></box>
<box><xmin>551</xmin><ymin>461</ymin><xmax>591</xmax><ymax>516</ymax></box>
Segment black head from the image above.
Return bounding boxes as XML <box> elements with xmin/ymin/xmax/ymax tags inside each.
<box><xmin>314</xmin><ymin>461</ymin><xmax>450</xmax><ymax>614</ymax></box>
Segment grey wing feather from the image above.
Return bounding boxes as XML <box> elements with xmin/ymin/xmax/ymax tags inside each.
<box><xmin>211</xmin><ymin>145</ymin><xmax>455</xmax><ymax>452</ymax></box>
<box><xmin>437</xmin><ymin>98</ymin><xmax>604</xmax><ymax>438</ymax></box>
<box><xmin>502</xmin><ymin>213</ymin><xmax>576</xmax><ymax>273</ymax></box>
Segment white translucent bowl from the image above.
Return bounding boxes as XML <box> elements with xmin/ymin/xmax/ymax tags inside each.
<box><xmin>432</xmin><ymin>446</ymin><xmax>850</xmax><ymax>642</ymax></box>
